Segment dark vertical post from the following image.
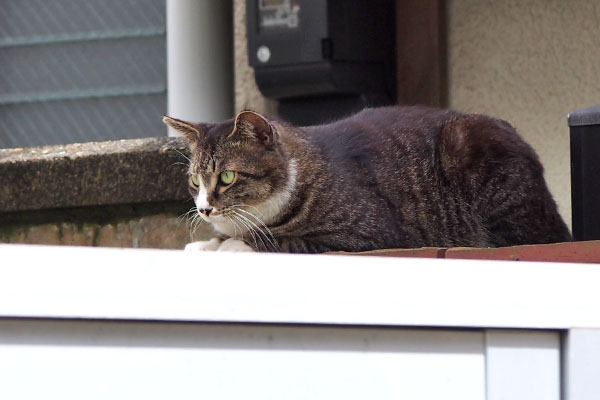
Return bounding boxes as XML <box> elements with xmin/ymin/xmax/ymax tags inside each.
<box><xmin>569</xmin><ymin>105</ymin><xmax>600</xmax><ymax>241</ymax></box>
<box><xmin>395</xmin><ymin>0</ymin><xmax>446</xmax><ymax>107</ymax></box>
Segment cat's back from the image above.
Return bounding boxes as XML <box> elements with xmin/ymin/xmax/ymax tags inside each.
<box><xmin>302</xmin><ymin>106</ymin><xmax>461</xmax><ymax>173</ymax></box>
<box><xmin>305</xmin><ymin>106</ymin><xmax>457</xmax><ymax>149</ymax></box>
<box><xmin>297</xmin><ymin>105</ymin><xmax>570</xmax><ymax>247</ymax></box>
<box><xmin>303</xmin><ymin>105</ymin><xmax>533</xmax><ymax>170</ymax></box>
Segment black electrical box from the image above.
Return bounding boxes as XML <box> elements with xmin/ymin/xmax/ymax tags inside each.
<box><xmin>246</xmin><ymin>0</ymin><xmax>395</xmax><ymax>125</ymax></box>
<box><xmin>569</xmin><ymin>105</ymin><xmax>600</xmax><ymax>241</ymax></box>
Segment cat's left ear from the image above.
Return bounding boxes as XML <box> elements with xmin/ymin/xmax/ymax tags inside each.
<box><xmin>162</xmin><ymin>116</ymin><xmax>205</xmax><ymax>143</ymax></box>
<box><xmin>232</xmin><ymin>110</ymin><xmax>276</xmax><ymax>147</ymax></box>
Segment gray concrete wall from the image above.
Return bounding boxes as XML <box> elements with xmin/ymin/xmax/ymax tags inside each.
<box><xmin>0</xmin><ymin>137</ymin><xmax>213</xmax><ymax>249</ymax></box>
<box><xmin>0</xmin><ymin>205</ymin><xmax>211</xmax><ymax>249</ymax></box>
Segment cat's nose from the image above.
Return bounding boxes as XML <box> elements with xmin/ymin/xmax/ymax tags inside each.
<box><xmin>199</xmin><ymin>207</ymin><xmax>213</xmax><ymax>217</ymax></box>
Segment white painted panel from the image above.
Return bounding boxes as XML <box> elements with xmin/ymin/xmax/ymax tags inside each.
<box><xmin>564</xmin><ymin>328</ymin><xmax>600</xmax><ymax>400</ymax></box>
<box><xmin>485</xmin><ymin>330</ymin><xmax>560</xmax><ymax>400</ymax></box>
<box><xmin>2</xmin><ymin>244</ymin><xmax>600</xmax><ymax>329</ymax></box>
<box><xmin>0</xmin><ymin>320</ymin><xmax>486</xmax><ymax>400</ymax></box>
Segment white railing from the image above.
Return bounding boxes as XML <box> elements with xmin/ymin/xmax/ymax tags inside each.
<box><xmin>1</xmin><ymin>244</ymin><xmax>599</xmax><ymax>399</ymax></box>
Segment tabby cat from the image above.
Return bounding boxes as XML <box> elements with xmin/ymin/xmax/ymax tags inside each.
<box><xmin>163</xmin><ymin>106</ymin><xmax>571</xmax><ymax>253</ymax></box>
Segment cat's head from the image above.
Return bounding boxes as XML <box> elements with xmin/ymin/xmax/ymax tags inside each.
<box><xmin>163</xmin><ymin>111</ymin><xmax>296</xmax><ymax>236</ymax></box>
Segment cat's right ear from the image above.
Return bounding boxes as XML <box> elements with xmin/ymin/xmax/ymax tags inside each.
<box><xmin>162</xmin><ymin>116</ymin><xmax>204</xmax><ymax>143</ymax></box>
<box><xmin>231</xmin><ymin>110</ymin><xmax>276</xmax><ymax>148</ymax></box>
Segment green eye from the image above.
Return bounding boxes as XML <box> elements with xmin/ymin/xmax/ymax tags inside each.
<box><xmin>190</xmin><ymin>175</ymin><xmax>200</xmax><ymax>187</ymax></box>
<box><xmin>220</xmin><ymin>171</ymin><xmax>235</xmax><ymax>185</ymax></box>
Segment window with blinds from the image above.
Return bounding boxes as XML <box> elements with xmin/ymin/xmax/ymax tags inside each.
<box><xmin>0</xmin><ymin>0</ymin><xmax>167</xmax><ymax>148</ymax></box>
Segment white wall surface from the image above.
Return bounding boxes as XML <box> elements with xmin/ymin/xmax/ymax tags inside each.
<box><xmin>485</xmin><ymin>330</ymin><xmax>560</xmax><ymax>400</ymax></box>
<box><xmin>0</xmin><ymin>320</ymin><xmax>486</xmax><ymax>400</ymax></box>
<box><xmin>565</xmin><ymin>328</ymin><xmax>600</xmax><ymax>400</ymax></box>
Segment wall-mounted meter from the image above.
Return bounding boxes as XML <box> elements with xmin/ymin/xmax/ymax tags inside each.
<box><xmin>257</xmin><ymin>0</ymin><xmax>300</xmax><ymax>35</ymax></box>
<box><xmin>246</xmin><ymin>0</ymin><xmax>395</xmax><ymax>125</ymax></box>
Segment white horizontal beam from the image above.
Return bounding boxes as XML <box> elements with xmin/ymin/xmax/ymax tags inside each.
<box><xmin>1</xmin><ymin>244</ymin><xmax>600</xmax><ymax>329</ymax></box>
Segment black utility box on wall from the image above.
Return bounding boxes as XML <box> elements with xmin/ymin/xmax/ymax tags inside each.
<box><xmin>246</xmin><ymin>0</ymin><xmax>395</xmax><ymax>125</ymax></box>
<box><xmin>569</xmin><ymin>105</ymin><xmax>600</xmax><ymax>241</ymax></box>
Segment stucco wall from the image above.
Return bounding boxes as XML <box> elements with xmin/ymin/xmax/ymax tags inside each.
<box><xmin>233</xmin><ymin>0</ymin><xmax>274</xmax><ymax>114</ymax></box>
<box><xmin>447</xmin><ymin>0</ymin><xmax>600</xmax><ymax>228</ymax></box>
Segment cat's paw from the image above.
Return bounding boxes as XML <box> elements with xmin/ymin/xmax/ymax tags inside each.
<box><xmin>216</xmin><ymin>238</ymin><xmax>255</xmax><ymax>252</ymax></box>
<box><xmin>184</xmin><ymin>238</ymin><xmax>222</xmax><ymax>251</ymax></box>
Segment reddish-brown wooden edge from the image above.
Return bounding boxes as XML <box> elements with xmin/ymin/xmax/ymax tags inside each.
<box><xmin>331</xmin><ymin>241</ymin><xmax>600</xmax><ymax>264</ymax></box>
<box><xmin>445</xmin><ymin>240</ymin><xmax>600</xmax><ymax>263</ymax></box>
<box><xmin>333</xmin><ymin>247</ymin><xmax>446</xmax><ymax>258</ymax></box>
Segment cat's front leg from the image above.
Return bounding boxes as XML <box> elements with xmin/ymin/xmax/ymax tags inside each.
<box><xmin>184</xmin><ymin>237</ymin><xmax>222</xmax><ymax>251</ymax></box>
<box><xmin>216</xmin><ymin>238</ymin><xmax>255</xmax><ymax>252</ymax></box>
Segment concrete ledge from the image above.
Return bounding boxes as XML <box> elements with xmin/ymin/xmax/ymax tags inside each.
<box><xmin>0</xmin><ymin>137</ymin><xmax>190</xmax><ymax>213</ymax></box>
<box><xmin>0</xmin><ymin>201</ymin><xmax>213</xmax><ymax>249</ymax></box>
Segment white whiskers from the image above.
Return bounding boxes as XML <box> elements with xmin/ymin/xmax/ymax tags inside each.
<box><xmin>170</xmin><ymin>146</ymin><xmax>191</xmax><ymax>163</ymax></box>
<box><xmin>230</xmin><ymin>206</ymin><xmax>280</xmax><ymax>252</ymax></box>
<box><xmin>231</xmin><ymin>212</ymin><xmax>260</xmax><ymax>250</ymax></box>
<box><xmin>179</xmin><ymin>206</ymin><xmax>206</xmax><ymax>241</ymax></box>
<box><xmin>180</xmin><ymin>203</ymin><xmax>280</xmax><ymax>252</ymax></box>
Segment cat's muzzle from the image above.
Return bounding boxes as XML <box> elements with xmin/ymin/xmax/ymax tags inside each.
<box><xmin>199</xmin><ymin>207</ymin><xmax>214</xmax><ymax>217</ymax></box>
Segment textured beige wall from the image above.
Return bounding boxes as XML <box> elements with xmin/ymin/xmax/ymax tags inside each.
<box><xmin>447</xmin><ymin>0</ymin><xmax>600</xmax><ymax>228</ymax></box>
<box><xmin>233</xmin><ymin>0</ymin><xmax>275</xmax><ymax>114</ymax></box>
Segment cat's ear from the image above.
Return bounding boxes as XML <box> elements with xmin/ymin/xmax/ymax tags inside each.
<box><xmin>162</xmin><ymin>116</ymin><xmax>205</xmax><ymax>143</ymax></box>
<box><xmin>231</xmin><ymin>110</ymin><xmax>276</xmax><ymax>147</ymax></box>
